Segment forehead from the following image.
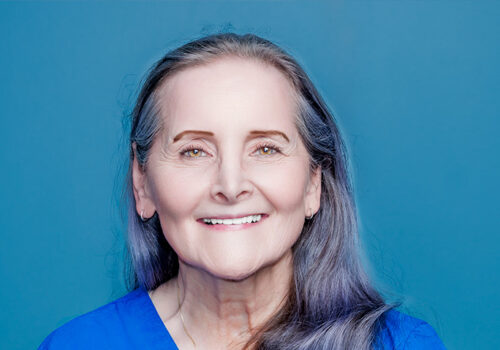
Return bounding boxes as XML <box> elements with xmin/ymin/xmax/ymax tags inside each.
<box><xmin>156</xmin><ymin>57</ymin><xmax>298</xmax><ymax>137</ymax></box>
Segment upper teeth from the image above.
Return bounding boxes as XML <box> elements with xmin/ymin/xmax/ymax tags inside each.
<box><xmin>203</xmin><ymin>214</ymin><xmax>262</xmax><ymax>225</ymax></box>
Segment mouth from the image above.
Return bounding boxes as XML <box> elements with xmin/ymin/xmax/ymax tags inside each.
<box><xmin>197</xmin><ymin>213</ymin><xmax>268</xmax><ymax>230</ymax></box>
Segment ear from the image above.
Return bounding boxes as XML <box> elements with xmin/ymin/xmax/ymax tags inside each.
<box><xmin>304</xmin><ymin>165</ymin><xmax>322</xmax><ymax>217</ymax></box>
<box><xmin>131</xmin><ymin>142</ymin><xmax>156</xmax><ymax>220</ymax></box>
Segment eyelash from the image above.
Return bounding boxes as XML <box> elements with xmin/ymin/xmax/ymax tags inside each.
<box><xmin>180</xmin><ymin>142</ymin><xmax>282</xmax><ymax>159</ymax></box>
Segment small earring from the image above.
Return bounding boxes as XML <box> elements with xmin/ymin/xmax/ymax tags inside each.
<box><xmin>140</xmin><ymin>209</ymin><xmax>146</xmax><ymax>222</ymax></box>
<box><xmin>306</xmin><ymin>208</ymin><xmax>315</xmax><ymax>220</ymax></box>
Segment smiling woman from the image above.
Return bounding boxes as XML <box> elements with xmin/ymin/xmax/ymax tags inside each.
<box><xmin>37</xmin><ymin>33</ymin><xmax>447</xmax><ymax>350</ymax></box>
<box><xmin>133</xmin><ymin>56</ymin><xmax>319</xmax><ymax>288</ymax></box>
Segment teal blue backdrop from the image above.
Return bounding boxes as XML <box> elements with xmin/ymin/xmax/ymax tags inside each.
<box><xmin>1</xmin><ymin>1</ymin><xmax>498</xmax><ymax>349</ymax></box>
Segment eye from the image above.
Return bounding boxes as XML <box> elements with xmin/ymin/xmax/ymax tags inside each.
<box><xmin>180</xmin><ymin>145</ymin><xmax>208</xmax><ymax>159</ymax></box>
<box><xmin>179</xmin><ymin>142</ymin><xmax>282</xmax><ymax>159</ymax></box>
<box><xmin>254</xmin><ymin>142</ymin><xmax>282</xmax><ymax>156</ymax></box>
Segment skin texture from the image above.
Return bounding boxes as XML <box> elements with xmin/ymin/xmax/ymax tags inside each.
<box><xmin>132</xmin><ymin>57</ymin><xmax>322</xmax><ymax>349</ymax></box>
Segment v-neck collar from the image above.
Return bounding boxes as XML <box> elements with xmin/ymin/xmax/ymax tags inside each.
<box><xmin>130</xmin><ymin>286</ymin><xmax>179</xmax><ymax>349</ymax></box>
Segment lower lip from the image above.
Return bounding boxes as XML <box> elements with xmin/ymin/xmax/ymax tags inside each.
<box><xmin>198</xmin><ymin>214</ymin><xmax>268</xmax><ymax>231</ymax></box>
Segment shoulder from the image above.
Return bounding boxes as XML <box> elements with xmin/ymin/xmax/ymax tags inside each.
<box><xmin>375</xmin><ymin>308</ymin><xmax>447</xmax><ymax>350</ymax></box>
<box><xmin>37</xmin><ymin>288</ymin><xmax>146</xmax><ymax>350</ymax></box>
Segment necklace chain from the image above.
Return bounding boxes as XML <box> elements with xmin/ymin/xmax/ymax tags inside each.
<box><xmin>177</xmin><ymin>276</ymin><xmax>197</xmax><ymax>348</ymax></box>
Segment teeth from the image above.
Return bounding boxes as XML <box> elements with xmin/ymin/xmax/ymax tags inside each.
<box><xmin>203</xmin><ymin>214</ymin><xmax>262</xmax><ymax>225</ymax></box>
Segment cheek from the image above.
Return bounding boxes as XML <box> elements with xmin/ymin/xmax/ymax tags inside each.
<box><xmin>249</xmin><ymin>160</ymin><xmax>309</xmax><ymax>252</ymax></box>
<box><xmin>250</xmin><ymin>158</ymin><xmax>309</xmax><ymax>212</ymax></box>
<box><xmin>147</xmin><ymin>167</ymin><xmax>205</xmax><ymax>263</ymax></box>
<box><xmin>148</xmin><ymin>166</ymin><xmax>206</xmax><ymax>218</ymax></box>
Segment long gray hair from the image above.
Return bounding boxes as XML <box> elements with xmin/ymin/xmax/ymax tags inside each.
<box><xmin>121</xmin><ymin>32</ymin><xmax>400</xmax><ymax>349</ymax></box>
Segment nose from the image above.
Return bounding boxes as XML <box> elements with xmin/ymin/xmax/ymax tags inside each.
<box><xmin>210</xmin><ymin>151</ymin><xmax>253</xmax><ymax>203</ymax></box>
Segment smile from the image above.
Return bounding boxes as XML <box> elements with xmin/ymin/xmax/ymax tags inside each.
<box><xmin>202</xmin><ymin>214</ymin><xmax>263</xmax><ymax>225</ymax></box>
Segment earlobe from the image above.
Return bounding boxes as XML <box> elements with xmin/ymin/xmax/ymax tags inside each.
<box><xmin>131</xmin><ymin>143</ymin><xmax>156</xmax><ymax>220</ymax></box>
<box><xmin>306</xmin><ymin>165</ymin><xmax>322</xmax><ymax>216</ymax></box>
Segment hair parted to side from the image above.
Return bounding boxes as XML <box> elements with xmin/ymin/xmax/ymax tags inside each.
<box><xmin>121</xmin><ymin>32</ymin><xmax>400</xmax><ymax>350</ymax></box>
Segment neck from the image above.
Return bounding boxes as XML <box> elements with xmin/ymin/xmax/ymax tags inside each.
<box><xmin>175</xmin><ymin>250</ymin><xmax>293</xmax><ymax>348</ymax></box>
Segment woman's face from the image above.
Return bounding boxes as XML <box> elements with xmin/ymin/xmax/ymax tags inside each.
<box><xmin>134</xmin><ymin>57</ymin><xmax>321</xmax><ymax>280</ymax></box>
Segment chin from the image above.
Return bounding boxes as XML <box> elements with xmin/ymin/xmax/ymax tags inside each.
<box><xmin>215</xmin><ymin>271</ymin><xmax>254</xmax><ymax>282</ymax></box>
<box><xmin>204</xmin><ymin>258</ymin><xmax>263</xmax><ymax>282</ymax></box>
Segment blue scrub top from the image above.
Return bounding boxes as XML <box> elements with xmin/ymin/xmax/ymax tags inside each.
<box><xmin>37</xmin><ymin>287</ymin><xmax>446</xmax><ymax>349</ymax></box>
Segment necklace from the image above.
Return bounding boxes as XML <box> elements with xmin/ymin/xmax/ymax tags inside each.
<box><xmin>177</xmin><ymin>277</ymin><xmax>197</xmax><ymax>348</ymax></box>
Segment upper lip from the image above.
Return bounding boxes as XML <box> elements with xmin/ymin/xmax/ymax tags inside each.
<box><xmin>198</xmin><ymin>213</ymin><xmax>267</xmax><ymax>220</ymax></box>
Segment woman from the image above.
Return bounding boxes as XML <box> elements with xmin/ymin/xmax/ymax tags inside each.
<box><xmin>38</xmin><ymin>33</ymin><xmax>446</xmax><ymax>349</ymax></box>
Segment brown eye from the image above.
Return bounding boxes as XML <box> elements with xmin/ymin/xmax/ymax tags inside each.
<box><xmin>181</xmin><ymin>146</ymin><xmax>207</xmax><ymax>158</ymax></box>
<box><xmin>256</xmin><ymin>143</ymin><xmax>281</xmax><ymax>156</ymax></box>
<box><xmin>259</xmin><ymin>146</ymin><xmax>274</xmax><ymax>155</ymax></box>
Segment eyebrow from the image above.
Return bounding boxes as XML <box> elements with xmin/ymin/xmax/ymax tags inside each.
<box><xmin>172</xmin><ymin>130</ymin><xmax>290</xmax><ymax>143</ymax></box>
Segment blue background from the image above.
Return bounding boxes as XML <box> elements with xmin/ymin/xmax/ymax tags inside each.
<box><xmin>1</xmin><ymin>1</ymin><xmax>498</xmax><ymax>349</ymax></box>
